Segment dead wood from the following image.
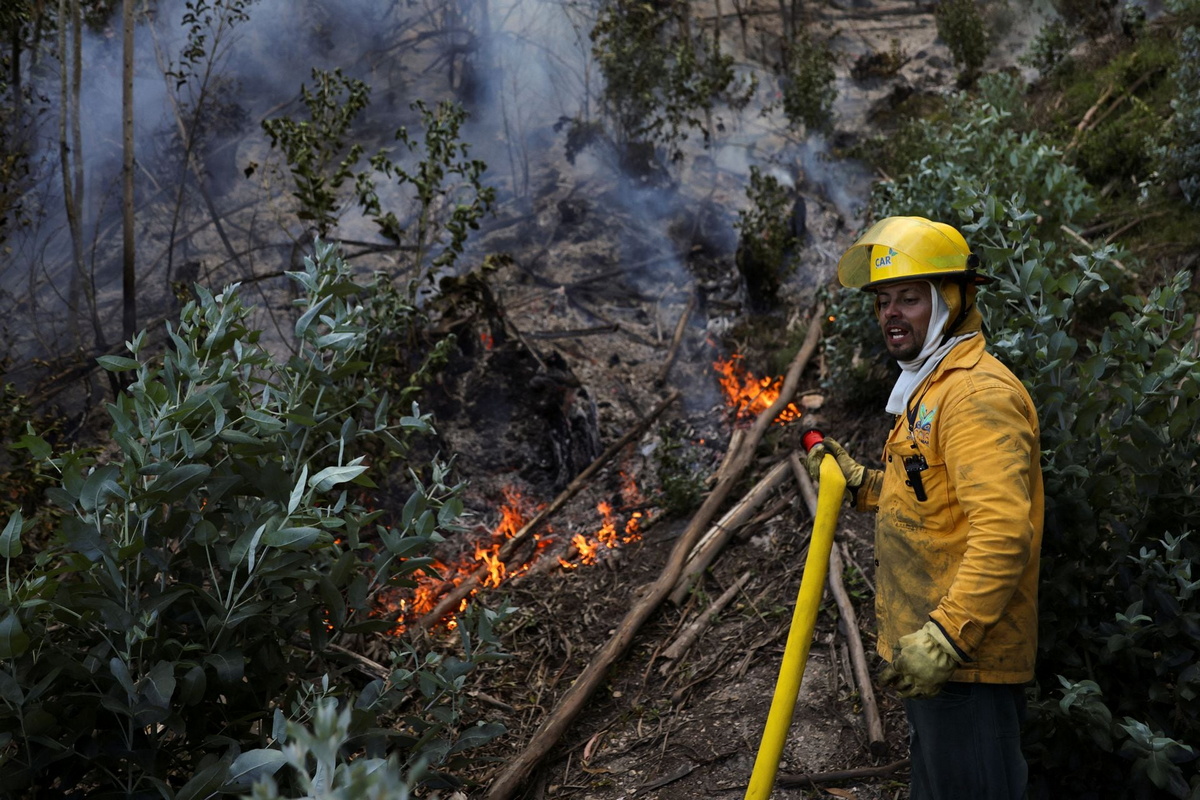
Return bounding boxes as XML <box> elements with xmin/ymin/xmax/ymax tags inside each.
<box><xmin>1067</xmin><ymin>82</ymin><xmax>1116</xmax><ymax>149</ymax></box>
<box><xmin>1103</xmin><ymin>210</ymin><xmax>1169</xmax><ymax>245</ymax></box>
<box><xmin>1066</xmin><ymin>69</ymin><xmax>1159</xmax><ymax>154</ymax></box>
<box><xmin>566</xmin><ymin>295</ymin><xmax>661</xmax><ymax>348</ymax></box>
<box><xmin>416</xmin><ymin>390</ymin><xmax>681</xmax><ymax>630</ymax></box>
<box><xmin>790</xmin><ymin>453</ymin><xmax>886</xmax><ymax>756</ymax></box>
<box><xmin>526</xmin><ymin>324</ymin><xmax>619</xmax><ymax>340</ymax></box>
<box><xmin>776</xmin><ymin>758</ymin><xmax>910</xmax><ymax>788</ymax></box>
<box><xmin>660</xmin><ymin>571</ymin><xmax>752</xmax><ymax>666</ymax></box>
<box><xmin>482</xmin><ymin>303</ymin><xmax>825</xmax><ymax>800</ymax></box>
<box><xmin>668</xmin><ymin>459</ymin><xmax>791</xmax><ymax>604</ymax></box>
<box><xmin>710</xmin><ymin>428</ymin><xmax>746</xmax><ymax>486</ymax></box>
<box><xmin>655</xmin><ymin>292</ymin><xmax>696</xmax><ymax>387</ymax></box>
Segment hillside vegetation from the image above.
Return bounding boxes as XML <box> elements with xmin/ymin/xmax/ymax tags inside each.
<box><xmin>0</xmin><ymin>0</ymin><xmax>1197</xmax><ymax>797</ymax></box>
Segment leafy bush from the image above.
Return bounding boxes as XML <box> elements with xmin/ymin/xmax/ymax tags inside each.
<box><xmin>588</xmin><ymin>0</ymin><xmax>752</xmax><ymax>166</ymax></box>
<box><xmin>0</xmin><ymin>242</ymin><xmax>509</xmax><ymax>797</ymax></box>
<box><xmin>778</xmin><ymin>32</ymin><xmax>837</xmax><ymax>132</ymax></box>
<box><xmin>823</xmin><ymin>72</ymin><xmax>1200</xmax><ymax>797</ymax></box>
<box><xmin>1020</xmin><ymin>18</ymin><xmax>1076</xmax><ymax>79</ymax></box>
<box><xmin>653</xmin><ymin>423</ymin><xmax>707</xmax><ymax>517</ymax></box>
<box><xmin>1159</xmin><ymin>25</ymin><xmax>1200</xmax><ymax>205</ymax></box>
<box><xmin>265</xmin><ymin>75</ymin><xmax>494</xmax><ymax>259</ymax></box>
<box><xmin>934</xmin><ymin>0</ymin><xmax>991</xmax><ymax>83</ymax></box>
<box><xmin>262</xmin><ymin>68</ymin><xmax>371</xmax><ymax>236</ymax></box>
<box><xmin>1075</xmin><ymin>94</ymin><xmax>1163</xmax><ymax>188</ymax></box>
<box><xmin>734</xmin><ymin>166</ymin><xmax>801</xmax><ymax>309</ymax></box>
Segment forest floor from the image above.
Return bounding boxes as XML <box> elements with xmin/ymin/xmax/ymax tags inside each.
<box><xmin>411</xmin><ymin>4</ymin><xmax>1052</xmax><ymax>799</ymax></box>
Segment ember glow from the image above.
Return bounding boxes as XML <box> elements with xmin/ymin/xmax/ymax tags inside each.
<box><xmin>382</xmin><ymin>478</ymin><xmax>649</xmax><ymax>630</ymax></box>
<box><xmin>558</xmin><ymin>497</ymin><xmax>644</xmax><ymax>569</ymax></box>
<box><xmin>713</xmin><ymin>355</ymin><xmax>801</xmax><ymax>423</ymax></box>
<box><xmin>382</xmin><ymin>486</ymin><xmax>542</xmax><ymax>633</ymax></box>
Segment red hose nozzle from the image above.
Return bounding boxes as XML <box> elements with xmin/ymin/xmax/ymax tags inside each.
<box><xmin>801</xmin><ymin>429</ymin><xmax>824</xmax><ymax>453</ymax></box>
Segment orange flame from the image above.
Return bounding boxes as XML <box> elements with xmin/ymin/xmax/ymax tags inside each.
<box><xmin>481</xmin><ymin>331</ymin><xmax>495</xmax><ymax>350</ymax></box>
<box><xmin>382</xmin><ymin>475</ymin><xmax>651</xmax><ymax>631</ymax></box>
<box><xmin>713</xmin><ymin>355</ymin><xmax>801</xmax><ymax>424</ymax></box>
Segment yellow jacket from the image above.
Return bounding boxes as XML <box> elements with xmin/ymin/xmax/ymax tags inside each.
<box><xmin>856</xmin><ymin>334</ymin><xmax>1044</xmax><ymax>683</ymax></box>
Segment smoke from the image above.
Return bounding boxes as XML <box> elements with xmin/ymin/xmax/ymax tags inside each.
<box><xmin>2</xmin><ymin>0</ymin><xmax>870</xmax><ymax>385</ymax></box>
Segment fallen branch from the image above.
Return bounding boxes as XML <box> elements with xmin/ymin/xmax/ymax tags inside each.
<box><xmin>1066</xmin><ymin>82</ymin><xmax>1115</xmax><ymax>152</ymax></box>
<box><xmin>416</xmin><ymin>390</ymin><xmax>681</xmax><ymax>630</ymax></box>
<box><xmin>526</xmin><ymin>324</ymin><xmax>619</xmax><ymax>340</ymax></box>
<box><xmin>661</xmin><ymin>571</ymin><xmax>752</xmax><ymax>666</ymax></box>
<box><xmin>655</xmin><ymin>292</ymin><xmax>696</xmax><ymax>386</ymax></box>
<box><xmin>790</xmin><ymin>453</ymin><xmax>886</xmax><ymax>756</ymax></box>
<box><xmin>669</xmin><ymin>460</ymin><xmax>791</xmax><ymax>604</ymax></box>
<box><xmin>1065</xmin><ymin>69</ymin><xmax>1159</xmax><ymax>154</ymax></box>
<box><xmin>1103</xmin><ymin>210</ymin><xmax>1168</xmax><ymax>245</ymax></box>
<box><xmin>483</xmin><ymin>304</ymin><xmax>825</xmax><ymax>800</ymax></box>
<box><xmin>776</xmin><ymin>759</ymin><xmax>910</xmax><ymax>788</ymax></box>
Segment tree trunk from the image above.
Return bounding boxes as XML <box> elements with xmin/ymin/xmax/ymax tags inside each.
<box><xmin>122</xmin><ymin>0</ymin><xmax>136</xmax><ymax>341</ymax></box>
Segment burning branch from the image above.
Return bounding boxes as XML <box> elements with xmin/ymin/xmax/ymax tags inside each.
<box><xmin>415</xmin><ymin>389</ymin><xmax>681</xmax><ymax>630</ymax></box>
<box><xmin>483</xmin><ymin>304</ymin><xmax>826</xmax><ymax>800</ymax></box>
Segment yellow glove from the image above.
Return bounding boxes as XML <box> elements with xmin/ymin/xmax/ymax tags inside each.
<box><xmin>804</xmin><ymin>437</ymin><xmax>865</xmax><ymax>489</ymax></box>
<box><xmin>880</xmin><ymin>621</ymin><xmax>964</xmax><ymax>699</ymax></box>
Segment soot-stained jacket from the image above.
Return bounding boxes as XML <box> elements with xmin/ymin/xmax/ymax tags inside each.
<box><xmin>855</xmin><ymin>333</ymin><xmax>1044</xmax><ymax>684</ymax></box>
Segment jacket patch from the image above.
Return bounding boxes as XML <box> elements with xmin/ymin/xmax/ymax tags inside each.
<box><xmin>913</xmin><ymin>403</ymin><xmax>936</xmax><ymax>444</ymax></box>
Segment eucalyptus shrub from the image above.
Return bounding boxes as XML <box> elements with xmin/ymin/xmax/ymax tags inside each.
<box><xmin>588</xmin><ymin>0</ymin><xmax>752</xmax><ymax>166</ymax></box>
<box><xmin>933</xmin><ymin>0</ymin><xmax>990</xmax><ymax>83</ymax></box>
<box><xmin>1159</xmin><ymin>24</ymin><xmax>1200</xmax><ymax>205</ymax></box>
<box><xmin>1020</xmin><ymin>18</ymin><xmax>1076</xmax><ymax>79</ymax></box>
<box><xmin>262</xmin><ymin>68</ymin><xmax>372</xmax><ymax>236</ymax></box>
<box><xmin>823</xmin><ymin>73</ymin><xmax>1200</xmax><ymax>797</ymax></box>
<box><xmin>0</xmin><ymin>242</ymin><xmax>509</xmax><ymax>797</ymax></box>
<box><xmin>734</xmin><ymin>165</ymin><xmax>800</xmax><ymax>308</ymax></box>
<box><xmin>778</xmin><ymin>32</ymin><xmax>837</xmax><ymax>132</ymax></box>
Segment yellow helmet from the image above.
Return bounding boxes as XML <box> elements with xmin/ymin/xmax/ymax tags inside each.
<box><xmin>837</xmin><ymin>216</ymin><xmax>989</xmax><ymax>289</ymax></box>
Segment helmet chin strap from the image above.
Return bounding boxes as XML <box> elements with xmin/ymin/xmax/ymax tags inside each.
<box><xmin>940</xmin><ymin>279</ymin><xmax>970</xmax><ymax>346</ymax></box>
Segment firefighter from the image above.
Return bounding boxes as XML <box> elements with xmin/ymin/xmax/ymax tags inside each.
<box><xmin>807</xmin><ymin>216</ymin><xmax>1044</xmax><ymax>800</ymax></box>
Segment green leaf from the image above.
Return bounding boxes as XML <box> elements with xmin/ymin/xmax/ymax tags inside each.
<box><xmin>449</xmin><ymin>721</ymin><xmax>506</xmax><ymax>754</ymax></box>
<box><xmin>0</xmin><ymin>613</ymin><xmax>30</xmax><ymax>659</ymax></box>
<box><xmin>288</xmin><ymin>465</ymin><xmax>309</xmax><ymax>515</ymax></box>
<box><xmin>97</xmin><ymin>355</ymin><xmax>142</xmax><ymax>372</ymax></box>
<box><xmin>178</xmin><ymin>664</ymin><xmax>207</xmax><ymax>706</ymax></box>
<box><xmin>0</xmin><ymin>668</ymin><xmax>24</xmax><ymax>705</ymax></box>
<box><xmin>0</xmin><ymin>511</ymin><xmax>24</xmax><ymax>558</ymax></box>
<box><xmin>175</xmin><ymin>759</ymin><xmax>230</xmax><ymax>800</ymax></box>
<box><xmin>110</xmin><ymin>657</ymin><xmax>136</xmax><ymax>696</ymax></box>
<box><xmin>10</xmin><ymin>433</ymin><xmax>51</xmax><ymax>461</ymax></box>
<box><xmin>309</xmin><ymin>463</ymin><xmax>368</xmax><ymax>493</ymax></box>
<box><xmin>225</xmin><ymin>749</ymin><xmax>287</xmax><ymax>789</ymax></box>
<box><xmin>144</xmin><ymin>463</ymin><xmax>212</xmax><ymax>501</ymax></box>
<box><xmin>80</xmin><ymin>465</ymin><xmax>126</xmax><ymax>512</ymax></box>
<box><xmin>142</xmin><ymin>660</ymin><xmax>177</xmax><ymax>709</ymax></box>
<box><xmin>262</xmin><ymin>526</ymin><xmax>322</xmax><ymax>549</ymax></box>
<box><xmin>205</xmin><ymin>651</ymin><xmax>245</xmax><ymax>683</ymax></box>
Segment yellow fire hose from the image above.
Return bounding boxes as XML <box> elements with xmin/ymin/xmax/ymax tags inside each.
<box><xmin>744</xmin><ymin>445</ymin><xmax>845</xmax><ymax>800</ymax></box>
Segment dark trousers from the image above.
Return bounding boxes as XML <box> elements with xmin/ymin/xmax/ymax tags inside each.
<box><xmin>903</xmin><ymin>682</ymin><xmax>1028</xmax><ymax>800</ymax></box>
